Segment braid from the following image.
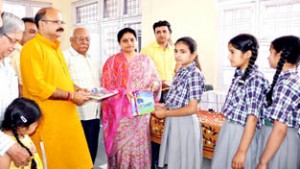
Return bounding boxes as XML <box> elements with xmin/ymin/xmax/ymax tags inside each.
<box><xmin>239</xmin><ymin>41</ymin><xmax>258</xmax><ymax>85</ymax></box>
<box><xmin>266</xmin><ymin>49</ymin><xmax>289</xmax><ymax>106</ymax></box>
<box><xmin>194</xmin><ymin>55</ymin><xmax>202</xmax><ymax>71</ymax></box>
<box><xmin>12</xmin><ymin>127</ymin><xmax>37</xmax><ymax>169</ymax></box>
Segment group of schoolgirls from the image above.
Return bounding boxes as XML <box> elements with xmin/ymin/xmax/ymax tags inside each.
<box><xmin>153</xmin><ymin>34</ymin><xmax>300</xmax><ymax>169</ymax></box>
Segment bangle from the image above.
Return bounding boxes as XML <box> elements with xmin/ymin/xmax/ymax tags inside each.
<box><xmin>69</xmin><ymin>92</ymin><xmax>73</xmax><ymax>101</ymax></box>
<box><xmin>66</xmin><ymin>92</ymin><xmax>73</xmax><ymax>101</ymax></box>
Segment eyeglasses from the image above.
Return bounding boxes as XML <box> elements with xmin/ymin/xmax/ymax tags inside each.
<box><xmin>74</xmin><ymin>36</ymin><xmax>90</xmax><ymax>42</ymax></box>
<box><xmin>41</xmin><ymin>19</ymin><xmax>66</xmax><ymax>25</ymax></box>
<box><xmin>3</xmin><ymin>33</ymin><xmax>19</xmax><ymax>44</ymax></box>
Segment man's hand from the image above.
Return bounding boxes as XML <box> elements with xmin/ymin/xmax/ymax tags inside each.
<box><xmin>6</xmin><ymin>143</ymin><xmax>30</xmax><ymax>167</ymax></box>
<box><xmin>72</xmin><ymin>90</ymin><xmax>90</xmax><ymax>105</ymax></box>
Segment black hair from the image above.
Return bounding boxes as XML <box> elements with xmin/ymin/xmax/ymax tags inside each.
<box><xmin>228</xmin><ymin>33</ymin><xmax>259</xmax><ymax>85</ymax></box>
<box><xmin>266</xmin><ymin>35</ymin><xmax>300</xmax><ymax>106</ymax></box>
<box><xmin>175</xmin><ymin>36</ymin><xmax>201</xmax><ymax>71</ymax></box>
<box><xmin>1</xmin><ymin>98</ymin><xmax>42</xmax><ymax>169</ymax></box>
<box><xmin>117</xmin><ymin>27</ymin><xmax>137</xmax><ymax>43</ymax></box>
<box><xmin>22</xmin><ymin>17</ymin><xmax>35</xmax><ymax>24</ymax></box>
<box><xmin>34</xmin><ymin>7</ymin><xmax>52</xmax><ymax>29</ymax></box>
<box><xmin>153</xmin><ymin>20</ymin><xmax>172</xmax><ymax>33</ymax></box>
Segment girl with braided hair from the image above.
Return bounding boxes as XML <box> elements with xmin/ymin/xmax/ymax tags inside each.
<box><xmin>211</xmin><ymin>34</ymin><xmax>269</xmax><ymax>169</ymax></box>
<box><xmin>256</xmin><ymin>36</ymin><xmax>300</xmax><ymax>169</ymax></box>
<box><xmin>0</xmin><ymin>98</ymin><xmax>43</xmax><ymax>169</ymax></box>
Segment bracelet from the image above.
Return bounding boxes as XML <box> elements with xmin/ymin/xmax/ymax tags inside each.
<box><xmin>66</xmin><ymin>92</ymin><xmax>73</xmax><ymax>101</ymax></box>
<box><xmin>69</xmin><ymin>92</ymin><xmax>73</xmax><ymax>101</ymax></box>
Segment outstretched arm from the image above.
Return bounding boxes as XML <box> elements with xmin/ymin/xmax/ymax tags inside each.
<box><xmin>153</xmin><ymin>99</ymin><xmax>198</xmax><ymax>118</ymax></box>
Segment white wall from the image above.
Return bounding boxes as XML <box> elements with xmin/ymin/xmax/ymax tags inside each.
<box><xmin>141</xmin><ymin>0</ymin><xmax>219</xmax><ymax>87</ymax></box>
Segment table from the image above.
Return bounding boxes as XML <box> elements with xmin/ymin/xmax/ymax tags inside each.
<box><xmin>150</xmin><ymin>110</ymin><xmax>226</xmax><ymax>159</ymax></box>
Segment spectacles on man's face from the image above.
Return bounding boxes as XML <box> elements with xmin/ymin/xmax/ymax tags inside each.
<box><xmin>74</xmin><ymin>36</ymin><xmax>90</xmax><ymax>42</ymax></box>
<box><xmin>41</xmin><ymin>19</ymin><xmax>66</xmax><ymax>25</ymax></box>
<box><xmin>3</xmin><ymin>33</ymin><xmax>19</xmax><ymax>44</ymax></box>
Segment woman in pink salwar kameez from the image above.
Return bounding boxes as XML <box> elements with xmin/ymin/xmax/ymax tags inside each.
<box><xmin>102</xmin><ymin>28</ymin><xmax>161</xmax><ymax>169</ymax></box>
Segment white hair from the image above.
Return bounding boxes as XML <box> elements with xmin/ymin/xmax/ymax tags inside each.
<box><xmin>0</xmin><ymin>12</ymin><xmax>24</xmax><ymax>36</ymax></box>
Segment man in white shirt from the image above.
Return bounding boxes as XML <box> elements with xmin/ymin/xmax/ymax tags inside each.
<box><xmin>0</xmin><ymin>11</ymin><xmax>30</xmax><ymax>167</ymax></box>
<box><xmin>63</xmin><ymin>27</ymin><xmax>100</xmax><ymax>164</ymax></box>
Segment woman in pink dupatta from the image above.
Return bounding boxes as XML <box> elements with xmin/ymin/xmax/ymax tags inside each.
<box><xmin>102</xmin><ymin>28</ymin><xmax>161</xmax><ymax>169</ymax></box>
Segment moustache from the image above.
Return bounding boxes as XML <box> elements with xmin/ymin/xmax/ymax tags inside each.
<box><xmin>56</xmin><ymin>28</ymin><xmax>64</xmax><ymax>32</ymax></box>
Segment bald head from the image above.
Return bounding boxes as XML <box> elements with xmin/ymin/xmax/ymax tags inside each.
<box><xmin>70</xmin><ymin>27</ymin><xmax>90</xmax><ymax>56</ymax></box>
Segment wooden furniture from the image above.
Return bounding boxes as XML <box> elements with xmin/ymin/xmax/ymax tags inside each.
<box><xmin>150</xmin><ymin>110</ymin><xmax>226</xmax><ymax>159</ymax></box>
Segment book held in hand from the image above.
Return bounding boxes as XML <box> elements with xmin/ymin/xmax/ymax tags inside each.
<box><xmin>132</xmin><ymin>90</ymin><xmax>155</xmax><ymax>116</ymax></box>
<box><xmin>88</xmin><ymin>87</ymin><xmax>118</xmax><ymax>100</ymax></box>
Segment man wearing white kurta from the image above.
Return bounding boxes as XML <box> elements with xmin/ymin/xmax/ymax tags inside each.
<box><xmin>63</xmin><ymin>27</ymin><xmax>100</xmax><ymax>164</ymax></box>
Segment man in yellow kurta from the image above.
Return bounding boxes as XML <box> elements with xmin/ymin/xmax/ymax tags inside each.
<box><xmin>20</xmin><ymin>7</ymin><xmax>93</xmax><ymax>169</ymax></box>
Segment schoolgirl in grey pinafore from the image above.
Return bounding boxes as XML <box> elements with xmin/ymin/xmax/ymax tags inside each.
<box><xmin>211</xmin><ymin>66</ymin><xmax>269</xmax><ymax>169</ymax></box>
<box><xmin>158</xmin><ymin>62</ymin><xmax>205</xmax><ymax>169</ymax></box>
<box><xmin>257</xmin><ymin>68</ymin><xmax>300</xmax><ymax>169</ymax></box>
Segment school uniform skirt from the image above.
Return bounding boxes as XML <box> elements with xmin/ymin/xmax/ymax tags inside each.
<box><xmin>211</xmin><ymin>121</ymin><xmax>258</xmax><ymax>169</ymax></box>
<box><xmin>257</xmin><ymin>126</ymin><xmax>300</xmax><ymax>169</ymax></box>
<box><xmin>158</xmin><ymin>114</ymin><xmax>203</xmax><ymax>169</ymax></box>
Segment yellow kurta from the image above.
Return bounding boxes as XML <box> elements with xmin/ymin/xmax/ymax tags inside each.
<box><xmin>140</xmin><ymin>41</ymin><xmax>175</xmax><ymax>81</ymax></box>
<box><xmin>20</xmin><ymin>34</ymin><xmax>92</xmax><ymax>169</ymax></box>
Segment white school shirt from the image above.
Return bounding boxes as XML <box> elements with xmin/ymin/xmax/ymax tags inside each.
<box><xmin>63</xmin><ymin>47</ymin><xmax>100</xmax><ymax>120</ymax></box>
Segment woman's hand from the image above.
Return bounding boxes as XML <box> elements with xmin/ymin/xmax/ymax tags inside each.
<box><xmin>126</xmin><ymin>91</ymin><xmax>134</xmax><ymax>102</ymax></box>
<box><xmin>149</xmin><ymin>81</ymin><xmax>159</xmax><ymax>92</ymax></box>
<box><xmin>232</xmin><ymin>150</ymin><xmax>246</xmax><ymax>169</ymax></box>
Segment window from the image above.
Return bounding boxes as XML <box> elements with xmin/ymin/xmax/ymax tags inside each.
<box><xmin>76</xmin><ymin>2</ymin><xmax>99</xmax><ymax>24</ymax></box>
<box><xmin>217</xmin><ymin>0</ymin><xmax>300</xmax><ymax>90</ymax></box>
<box><xmin>124</xmin><ymin>0</ymin><xmax>140</xmax><ymax>16</ymax></box>
<box><xmin>103</xmin><ymin>0</ymin><xmax>118</xmax><ymax>18</ymax></box>
<box><xmin>3</xmin><ymin>0</ymin><xmax>51</xmax><ymax>18</ymax></box>
<box><xmin>102</xmin><ymin>24</ymin><xmax>120</xmax><ymax>59</ymax></box>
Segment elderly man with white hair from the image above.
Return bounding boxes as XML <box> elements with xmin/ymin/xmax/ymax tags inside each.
<box><xmin>0</xmin><ymin>11</ymin><xmax>31</xmax><ymax>167</ymax></box>
<box><xmin>63</xmin><ymin>27</ymin><xmax>101</xmax><ymax>164</ymax></box>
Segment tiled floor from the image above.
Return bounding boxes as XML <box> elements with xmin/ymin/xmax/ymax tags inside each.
<box><xmin>93</xmin><ymin>124</ymin><xmax>212</xmax><ymax>169</ymax></box>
